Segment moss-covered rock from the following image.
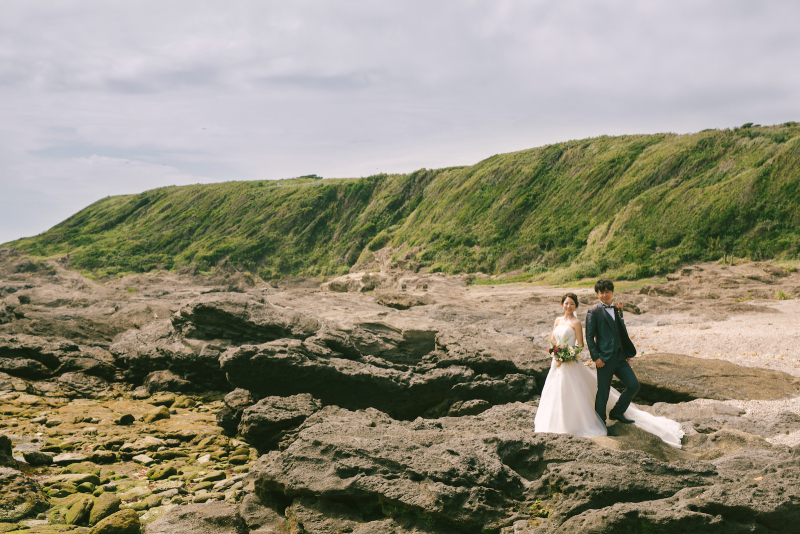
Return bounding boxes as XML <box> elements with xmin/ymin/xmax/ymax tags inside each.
<box><xmin>172</xmin><ymin>396</ymin><xmax>196</xmax><ymax>409</ymax></box>
<box><xmin>89</xmin><ymin>493</ymin><xmax>121</xmax><ymax>526</ymax></box>
<box><xmin>146</xmin><ymin>464</ymin><xmax>177</xmax><ymax>481</ymax></box>
<box><xmin>89</xmin><ymin>508</ymin><xmax>141</xmax><ymax>534</ymax></box>
<box><xmin>0</xmin><ymin>467</ymin><xmax>50</xmax><ymax>522</ymax></box>
<box><xmin>65</xmin><ymin>493</ymin><xmax>94</xmax><ymax>525</ymax></box>
<box><xmin>123</xmin><ymin>493</ymin><xmax>162</xmax><ymax>511</ymax></box>
<box><xmin>141</xmin><ymin>406</ymin><xmax>170</xmax><ymax>423</ymax></box>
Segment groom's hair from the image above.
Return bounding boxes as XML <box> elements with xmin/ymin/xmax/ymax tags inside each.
<box><xmin>594</xmin><ymin>279</ymin><xmax>614</xmax><ymax>293</ymax></box>
<box><xmin>561</xmin><ymin>293</ymin><xmax>579</xmax><ymax>308</ymax></box>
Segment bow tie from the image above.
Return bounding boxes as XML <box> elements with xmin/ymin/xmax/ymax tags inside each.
<box><xmin>603</xmin><ymin>304</ymin><xmax>615</xmax><ymax>309</ymax></box>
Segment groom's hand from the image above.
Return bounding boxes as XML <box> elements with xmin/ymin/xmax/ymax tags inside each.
<box><xmin>626</xmin><ymin>358</ymin><xmax>632</xmax><ymax>364</ymax></box>
<box><xmin>594</xmin><ymin>359</ymin><xmax>605</xmax><ymax>368</ymax></box>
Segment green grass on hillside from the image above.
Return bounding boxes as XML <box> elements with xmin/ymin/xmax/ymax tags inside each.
<box><xmin>7</xmin><ymin>123</ymin><xmax>800</xmax><ymax>282</ymax></box>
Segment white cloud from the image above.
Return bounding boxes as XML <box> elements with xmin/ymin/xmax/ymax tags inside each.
<box><xmin>1</xmin><ymin>0</ymin><xmax>799</xmax><ymax>243</ymax></box>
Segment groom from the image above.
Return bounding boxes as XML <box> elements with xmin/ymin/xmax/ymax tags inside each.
<box><xmin>586</xmin><ymin>279</ymin><xmax>640</xmax><ymax>426</ymax></box>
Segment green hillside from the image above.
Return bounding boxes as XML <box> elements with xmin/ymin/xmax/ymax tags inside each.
<box><xmin>8</xmin><ymin>122</ymin><xmax>800</xmax><ymax>282</ymax></box>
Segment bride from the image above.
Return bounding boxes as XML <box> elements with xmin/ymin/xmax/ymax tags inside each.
<box><xmin>533</xmin><ymin>293</ymin><xmax>684</xmax><ymax>448</ymax></box>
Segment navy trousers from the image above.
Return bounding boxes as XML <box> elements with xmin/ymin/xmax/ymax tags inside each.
<box><xmin>595</xmin><ymin>356</ymin><xmax>640</xmax><ymax>422</ymax></box>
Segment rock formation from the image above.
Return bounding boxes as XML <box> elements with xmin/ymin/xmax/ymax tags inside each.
<box><xmin>2</xmin><ymin>255</ymin><xmax>800</xmax><ymax>533</ymax></box>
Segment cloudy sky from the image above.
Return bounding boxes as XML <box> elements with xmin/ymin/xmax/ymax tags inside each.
<box><xmin>2</xmin><ymin>1</ymin><xmax>799</xmax><ymax>244</ymax></box>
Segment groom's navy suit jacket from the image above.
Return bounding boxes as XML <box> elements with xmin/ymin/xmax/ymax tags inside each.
<box><xmin>586</xmin><ymin>302</ymin><xmax>637</xmax><ymax>363</ymax></box>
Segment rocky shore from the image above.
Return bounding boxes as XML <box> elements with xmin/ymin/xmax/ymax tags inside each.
<box><xmin>2</xmin><ymin>250</ymin><xmax>800</xmax><ymax>533</ymax></box>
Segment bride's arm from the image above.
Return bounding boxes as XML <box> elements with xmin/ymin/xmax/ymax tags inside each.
<box><xmin>550</xmin><ymin>318</ymin><xmax>559</xmax><ymax>344</ymax></box>
<box><xmin>575</xmin><ymin>319</ymin><xmax>585</xmax><ymax>347</ymax></box>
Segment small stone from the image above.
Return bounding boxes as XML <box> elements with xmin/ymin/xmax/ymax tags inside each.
<box><xmin>193</xmin><ymin>481</ymin><xmax>213</xmax><ymax>492</ymax></box>
<box><xmin>149</xmin><ymin>393</ymin><xmax>176</xmax><ymax>407</ymax></box>
<box><xmin>193</xmin><ymin>492</ymin><xmax>224</xmax><ymax>503</ymax></box>
<box><xmin>147</xmin><ymin>464</ymin><xmax>177</xmax><ymax>481</ymax></box>
<box><xmin>114</xmin><ymin>414</ymin><xmax>135</xmax><ymax>426</ymax></box>
<box><xmin>118</xmin><ymin>486</ymin><xmax>152</xmax><ymax>502</ymax></box>
<box><xmin>141</xmin><ymin>406</ymin><xmax>170</xmax><ymax>424</ymax></box>
<box><xmin>31</xmin><ymin>416</ymin><xmax>48</xmax><ymax>424</ymax></box>
<box><xmin>90</xmin><ymin>450</ymin><xmax>117</xmax><ymax>464</ymax></box>
<box><xmin>196</xmin><ymin>470</ymin><xmax>226</xmax><ymax>483</ymax></box>
<box><xmin>151</xmin><ymin>479</ymin><xmax>185</xmax><ymax>493</ymax></box>
<box><xmin>132</xmin><ymin>454</ymin><xmax>154</xmax><ymax>466</ymax></box>
<box><xmin>22</xmin><ymin>450</ymin><xmax>54</xmax><ymax>466</ymax></box>
<box><xmin>171</xmin><ymin>396</ymin><xmax>196</xmax><ymax>409</ymax></box>
<box><xmin>40</xmin><ymin>439</ymin><xmax>63</xmax><ymax>452</ymax></box>
<box><xmin>45</xmin><ymin>418</ymin><xmax>62</xmax><ymax>427</ymax></box>
<box><xmin>196</xmin><ymin>453</ymin><xmax>211</xmax><ymax>464</ymax></box>
<box><xmin>131</xmin><ymin>387</ymin><xmax>150</xmax><ymax>399</ymax></box>
<box><xmin>228</xmin><ymin>454</ymin><xmax>249</xmax><ymax>465</ymax></box>
<box><xmin>88</xmin><ymin>509</ymin><xmax>141</xmax><ymax>534</ymax></box>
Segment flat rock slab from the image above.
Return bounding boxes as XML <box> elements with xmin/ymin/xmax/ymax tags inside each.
<box><xmin>629</xmin><ymin>353</ymin><xmax>800</xmax><ymax>403</ymax></box>
<box><xmin>132</xmin><ymin>454</ymin><xmax>155</xmax><ymax>466</ymax></box>
<box><xmin>52</xmin><ymin>452</ymin><xmax>88</xmax><ymax>465</ymax></box>
<box><xmin>144</xmin><ymin>501</ymin><xmax>247</xmax><ymax>534</ymax></box>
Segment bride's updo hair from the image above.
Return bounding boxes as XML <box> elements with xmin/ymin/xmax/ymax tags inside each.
<box><xmin>561</xmin><ymin>293</ymin><xmax>579</xmax><ymax>308</ymax></box>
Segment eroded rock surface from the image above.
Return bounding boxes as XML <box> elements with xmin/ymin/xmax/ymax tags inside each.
<box><xmin>630</xmin><ymin>353</ymin><xmax>800</xmax><ymax>403</ymax></box>
<box><xmin>2</xmin><ymin>255</ymin><xmax>800</xmax><ymax>533</ymax></box>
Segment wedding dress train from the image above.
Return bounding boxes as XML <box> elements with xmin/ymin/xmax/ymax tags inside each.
<box><xmin>533</xmin><ymin>324</ymin><xmax>684</xmax><ymax>448</ymax></box>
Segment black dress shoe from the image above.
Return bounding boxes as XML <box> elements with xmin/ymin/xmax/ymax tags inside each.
<box><xmin>609</xmin><ymin>413</ymin><xmax>635</xmax><ymax>424</ymax></box>
<box><xmin>605</xmin><ymin>425</ymin><xmax>618</xmax><ymax>436</ymax></box>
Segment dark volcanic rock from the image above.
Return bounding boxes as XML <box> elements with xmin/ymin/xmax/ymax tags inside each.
<box><xmin>57</xmin><ymin>372</ymin><xmax>111</xmax><ymax>398</ymax></box>
<box><xmin>347</xmin><ymin>321</ymin><xmax>437</xmax><ymax>365</ymax></box>
<box><xmin>143</xmin><ymin>370</ymin><xmax>193</xmax><ymax>393</ymax></box>
<box><xmin>533</xmin><ymin>449</ymin><xmax>718</xmax><ymax>525</ymax></box>
<box><xmin>630</xmin><ymin>353</ymin><xmax>800</xmax><ymax>403</ymax></box>
<box><xmin>254</xmin><ymin>403</ymin><xmax>555</xmax><ymax>532</ymax></box>
<box><xmin>238</xmin><ymin>393</ymin><xmax>322</xmax><ymax>451</ymax></box>
<box><xmin>55</xmin><ymin>356</ymin><xmax>116</xmax><ymax>380</ymax></box>
<box><xmin>551</xmin><ymin>448</ymin><xmax>800</xmax><ymax>534</ymax></box>
<box><xmin>173</xmin><ymin>293</ymin><xmax>320</xmax><ymax>344</ymax></box>
<box><xmin>0</xmin><ymin>335</ymin><xmax>63</xmax><ymax>369</ymax></box>
<box><xmin>110</xmin><ymin>320</ymin><xmax>228</xmax><ymax>391</ymax></box>
<box><xmin>221</xmin><ymin>339</ymin><xmax>477</xmax><ymax>419</ymax></box>
<box><xmin>0</xmin><ymin>335</ymin><xmax>117</xmax><ymax>385</ymax></box>
<box><xmin>216</xmin><ymin>388</ymin><xmax>257</xmax><ymax>433</ymax></box>
<box><xmin>22</xmin><ymin>450</ymin><xmax>54</xmax><ymax>466</ymax></box>
<box><xmin>0</xmin><ymin>357</ymin><xmax>51</xmax><ymax>379</ymax></box>
<box><xmin>0</xmin><ymin>435</ymin><xmax>13</xmax><ymax>466</ymax></box>
<box><xmin>221</xmin><ymin>337</ymin><xmax>537</xmax><ymax>420</ymax></box>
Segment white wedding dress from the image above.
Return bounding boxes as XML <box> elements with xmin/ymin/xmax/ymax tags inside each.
<box><xmin>534</xmin><ymin>324</ymin><xmax>684</xmax><ymax>448</ymax></box>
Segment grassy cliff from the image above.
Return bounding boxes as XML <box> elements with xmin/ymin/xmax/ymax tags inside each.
<box><xmin>8</xmin><ymin>122</ymin><xmax>800</xmax><ymax>282</ymax></box>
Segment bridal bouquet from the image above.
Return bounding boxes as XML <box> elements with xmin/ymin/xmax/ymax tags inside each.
<box><xmin>548</xmin><ymin>341</ymin><xmax>583</xmax><ymax>366</ymax></box>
